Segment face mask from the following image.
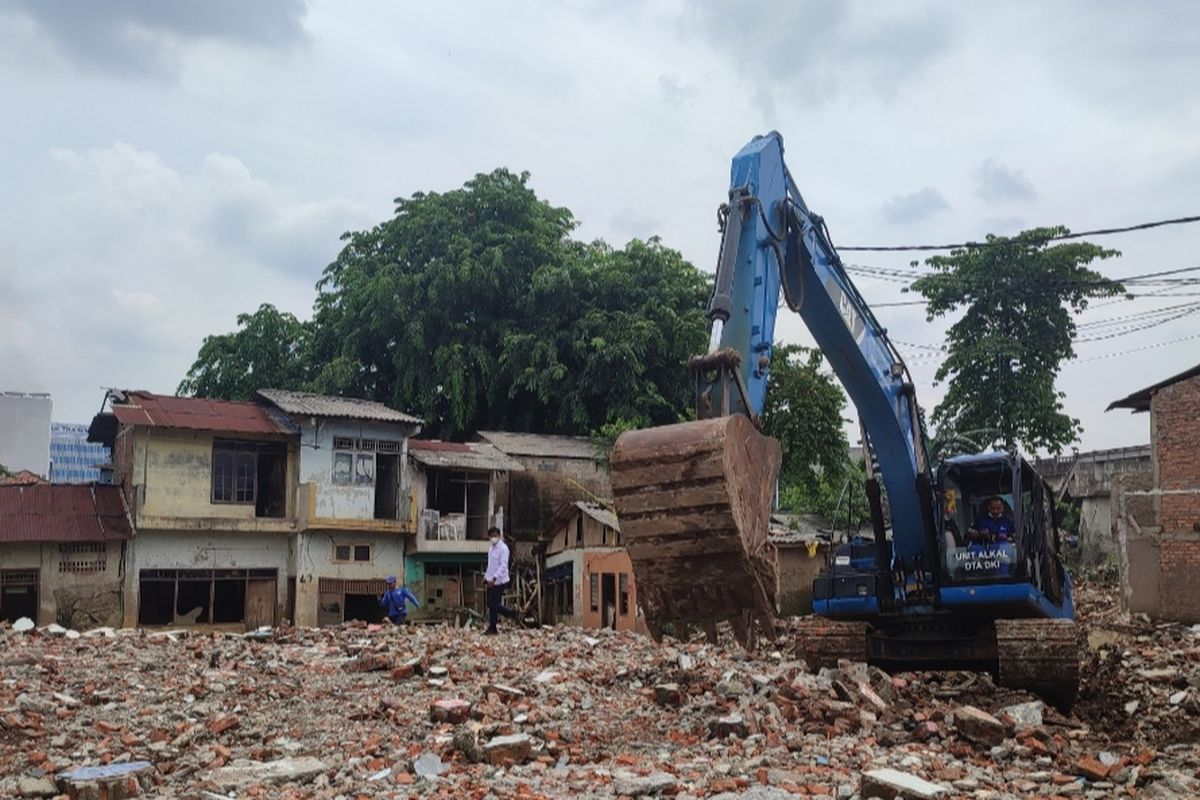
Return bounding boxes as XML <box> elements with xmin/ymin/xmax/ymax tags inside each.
<box><xmin>490</xmin><ymin>537</ymin><xmax>499</xmax><ymax>544</ymax></box>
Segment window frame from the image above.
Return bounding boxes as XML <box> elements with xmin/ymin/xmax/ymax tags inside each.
<box><xmin>212</xmin><ymin>441</ymin><xmax>259</xmax><ymax>505</ymax></box>
<box><xmin>332</xmin><ymin>543</ymin><xmax>373</xmax><ymax>563</ymax></box>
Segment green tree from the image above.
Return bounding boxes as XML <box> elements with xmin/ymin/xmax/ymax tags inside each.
<box><xmin>911</xmin><ymin>227</ymin><xmax>1122</xmax><ymax>454</ymax></box>
<box><xmin>178</xmin><ymin>304</ymin><xmax>311</xmax><ymax>400</ymax></box>
<box><xmin>762</xmin><ymin>344</ymin><xmax>866</xmax><ymax>529</ymax></box>
<box><xmin>182</xmin><ymin>171</ymin><xmax>708</xmax><ymax>437</ymax></box>
<box><xmin>308</xmin><ymin>169</ymin><xmax>709</xmax><ymax>438</ymax></box>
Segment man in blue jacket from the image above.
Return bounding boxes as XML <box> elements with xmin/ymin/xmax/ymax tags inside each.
<box><xmin>378</xmin><ymin>575</ymin><xmax>420</xmax><ymax>625</ymax></box>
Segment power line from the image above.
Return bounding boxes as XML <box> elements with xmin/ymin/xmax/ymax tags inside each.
<box><xmin>838</xmin><ymin>214</ymin><xmax>1200</xmax><ymax>252</ymax></box>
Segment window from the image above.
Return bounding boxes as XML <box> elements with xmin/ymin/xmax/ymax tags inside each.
<box><xmin>619</xmin><ymin>573</ymin><xmax>630</xmax><ymax>616</ymax></box>
<box><xmin>377</xmin><ymin>439</ymin><xmax>402</xmax><ymax>455</ymax></box>
<box><xmin>589</xmin><ymin>572</ymin><xmax>599</xmax><ymax>612</ymax></box>
<box><xmin>333</xmin><ymin>544</ymin><xmax>372</xmax><ymax>563</ymax></box>
<box><xmin>575</xmin><ymin>515</ymin><xmax>583</xmax><ymax>547</ymax></box>
<box><xmin>212</xmin><ymin>441</ymin><xmax>257</xmax><ymax>503</ymax></box>
<box><xmin>59</xmin><ymin>543</ymin><xmax>106</xmax><ymax>573</ymax></box>
<box><xmin>332</xmin><ymin>438</ymin><xmax>375</xmax><ymax>486</ymax></box>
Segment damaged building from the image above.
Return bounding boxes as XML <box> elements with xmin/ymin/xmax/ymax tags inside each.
<box><xmin>404</xmin><ymin>439</ymin><xmax>523</xmax><ymax>622</ymax></box>
<box><xmin>255</xmin><ymin>389</ymin><xmax>422</xmax><ymax>627</ymax></box>
<box><xmin>0</xmin><ymin>483</ymin><xmax>133</xmax><ymax>628</ymax></box>
<box><xmin>1109</xmin><ymin>361</ymin><xmax>1200</xmax><ymax>621</ymax></box>
<box><xmin>89</xmin><ymin>390</ymin><xmax>300</xmax><ymax>629</ymax></box>
<box><xmin>542</xmin><ymin>500</ymin><xmax>640</xmax><ymax>631</ymax></box>
<box><xmin>477</xmin><ymin>431</ymin><xmax>611</xmax><ymax>541</ymax></box>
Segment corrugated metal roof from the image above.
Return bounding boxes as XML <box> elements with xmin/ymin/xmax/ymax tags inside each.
<box><xmin>408</xmin><ymin>440</ymin><xmax>524</xmax><ymax>472</ymax></box>
<box><xmin>0</xmin><ymin>470</ymin><xmax>48</xmax><ymax>486</ymax></box>
<box><xmin>257</xmin><ymin>389</ymin><xmax>421</xmax><ymax>425</ymax></box>
<box><xmin>1108</xmin><ymin>360</ymin><xmax>1200</xmax><ymax>413</ymax></box>
<box><xmin>0</xmin><ymin>484</ymin><xmax>133</xmax><ymax>543</ymax></box>
<box><xmin>768</xmin><ymin>513</ymin><xmax>826</xmax><ymax>545</ymax></box>
<box><xmin>476</xmin><ymin>431</ymin><xmax>598</xmax><ymax>460</ymax></box>
<box><xmin>110</xmin><ymin>391</ymin><xmax>293</xmax><ymax>436</ymax></box>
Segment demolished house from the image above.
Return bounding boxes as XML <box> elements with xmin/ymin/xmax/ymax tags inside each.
<box><xmin>256</xmin><ymin>389</ymin><xmax>422</xmax><ymax>627</ymax></box>
<box><xmin>89</xmin><ymin>390</ymin><xmax>300</xmax><ymax>629</ymax></box>
<box><xmin>405</xmin><ymin>439</ymin><xmax>523</xmax><ymax>623</ymax></box>
<box><xmin>1109</xmin><ymin>360</ymin><xmax>1200</xmax><ymax>621</ymax></box>
<box><xmin>542</xmin><ymin>500</ymin><xmax>640</xmax><ymax>631</ymax></box>
<box><xmin>0</xmin><ymin>483</ymin><xmax>133</xmax><ymax>627</ymax></box>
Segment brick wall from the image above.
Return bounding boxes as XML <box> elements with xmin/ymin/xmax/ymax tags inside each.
<box><xmin>1152</xmin><ymin>374</ymin><xmax>1200</xmax><ymax>534</ymax></box>
<box><xmin>1158</xmin><ymin>537</ymin><xmax>1200</xmax><ymax>622</ymax></box>
<box><xmin>499</xmin><ymin>457</ymin><xmax>613</xmax><ymax>540</ymax></box>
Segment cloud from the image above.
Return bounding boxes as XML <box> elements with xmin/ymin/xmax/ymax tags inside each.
<box><xmin>881</xmin><ymin>188</ymin><xmax>949</xmax><ymax>224</ymax></box>
<box><xmin>977</xmin><ymin>159</ymin><xmax>1036</xmax><ymax>202</ymax></box>
<box><xmin>3</xmin><ymin>0</ymin><xmax>309</xmax><ymax>78</ymax></box>
<box><xmin>0</xmin><ymin>142</ymin><xmax>371</xmax><ymax>421</ymax></box>
<box><xmin>686</xmin><ymin>0</ymin><xmax>952</xmax><ymax>112</ymax></box>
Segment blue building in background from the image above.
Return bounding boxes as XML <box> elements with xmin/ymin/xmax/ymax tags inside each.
<box><xmin>49</xmin><ymin>422</ymin><xmax>110</xmax><ymax>484</ymax></box>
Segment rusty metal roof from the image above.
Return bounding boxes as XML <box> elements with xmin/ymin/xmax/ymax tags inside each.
<box><xmin>257</xmin><ymin>389</ymin><xmax>421</xmax><ymax>425</ymax></box>
<box><xmin>408</xmin><ymin>440</ymin><xmax>524</xmax><ymax>472</ymax></box>
<box><xmin>476</xmin><ymin>431</ymin><xmax>599</xmax><ymax>460</ymax></box>
<box><xmin>0</xmin><ymin>484</ymin><xmax>133</xmax><ymax>543</ymax></box>
<box><xmin>0</xmin><ymin>470</ymin><xmax>48</xmax><ymax>486</ymax></box>
<box><xmin>110</xmin><ymin>390</ymin><xmax>294</xmax><ymax>436</ymax></box>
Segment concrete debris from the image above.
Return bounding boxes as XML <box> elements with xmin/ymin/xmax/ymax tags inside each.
<box><xmin>0</xmin><ymin>579</ymin><xmax>1196</xmax><ymax>798</ymax></box>
<box><xmin>861</xmin><ymin>767</ymin><xmax>950</xmax><ymax>799</ymax></box>
<box><xmin>12</xmin><ymin>616</ymin><xmax>35</xmax><ymax>633</ymax></box>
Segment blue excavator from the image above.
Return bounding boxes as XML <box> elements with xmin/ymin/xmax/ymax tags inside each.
<box><xmin>610</xmin><ymin>132</ymin><xmax>1078</xmax><ymax>709</ymax></box>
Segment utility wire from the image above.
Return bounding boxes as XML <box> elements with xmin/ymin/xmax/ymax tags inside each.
<box><xmin>839</xmin><ymin>214</ymin><xmax>1200</xmax><ymax>252</ymax></box>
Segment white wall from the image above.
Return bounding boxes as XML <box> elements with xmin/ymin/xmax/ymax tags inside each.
<box><xmin>0</xmin><ymin>392</ymin><xmax>52</xmax><ymax>477</ymax></box>
<box><xmin>297</xmin><ymin>419</ymin><xmax>415</xmax><ymax>520</ymax></box>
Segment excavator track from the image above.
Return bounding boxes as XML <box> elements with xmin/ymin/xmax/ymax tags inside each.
<box><xmin>792</xmin><ymin>618</ymin><xmax>869</xmax><ymax>671</ymax></box>
<box><xmin>994</xmin><ymin>618</ymin><xmax>1080</xmax><ymax>712</ymax></box>
<box><xmin>610</xmin><ymin>415</ymin><xmax>782</xmax><ymax>648</ymax></box>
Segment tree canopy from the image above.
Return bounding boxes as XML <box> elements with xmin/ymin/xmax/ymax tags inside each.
<box><xmin>910</xmin><ymin>226</ymin><xmax>1122</xmax><ymax>454</ymax></box>
<box><xmin>181</xmin><ymin>168</ymin><xmax>710</xmax><ymax>439</ymax></box>
<box><xmin>762</xmin><ymin>344</ymin><xmax>865</xmax><ymax>528</ymax></box>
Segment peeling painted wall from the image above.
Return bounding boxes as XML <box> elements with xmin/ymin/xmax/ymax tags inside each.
<box><xmin>122</xmin><ymin>530</ymin><xmax>290</xmax><ymax>627</ymax></box>
<box><xmin>296</xmin><ymin>419</ymin><xmax>416</xmax><ymax>521</ymax></box>
<box><xmin>129</xmin><ymin>429</ymin><xmax>297</xmax><ymax>521</ymax></box>
<box><xmin>2</xmin><ymin>540</ymin><xmax>124</xmax><ymax>628</ymax></box>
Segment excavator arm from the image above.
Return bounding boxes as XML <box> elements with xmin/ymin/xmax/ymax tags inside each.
<box><xmin>611</xmin><ymin>132</ymin><xmax>939</xmax><ymax>643</ymax></box>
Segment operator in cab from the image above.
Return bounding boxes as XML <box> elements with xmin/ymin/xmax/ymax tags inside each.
<box><xmin>968</xmin><ymin>496</ymin><xmax>1014</xmax><ymax>545</ymax></box>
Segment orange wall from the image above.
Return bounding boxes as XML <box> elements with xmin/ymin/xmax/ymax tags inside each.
<box><xmin>582</xmin><ymin>550</ymin><xmax>638</xmax><ymax>631</ymax></box>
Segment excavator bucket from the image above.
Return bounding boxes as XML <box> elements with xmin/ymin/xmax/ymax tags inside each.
<box><xmin>610</xmin><ymin>414</ymin><xmax>782</xmax><ymax>648</ymax></box>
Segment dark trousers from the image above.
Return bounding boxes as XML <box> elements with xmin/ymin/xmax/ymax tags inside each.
<box><xmin>486</xmin><ymin>581</ymin><xmax>517</xmax><ymax>631</ymax></box>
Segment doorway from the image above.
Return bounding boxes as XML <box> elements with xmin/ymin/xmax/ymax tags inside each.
<box><xmin>375</xmin><ymin>454</ymin><xmax>400</xmax><ymax>520</ymax></box>
<box><xmin>601</xmin><ymin>572</ymin><xmax>617</xmax><ymax>630</ymax></box>
<box><xmin>0</xmin><ymin>570</ymin><xmax>38</xmax><ymax>623</ymax></box>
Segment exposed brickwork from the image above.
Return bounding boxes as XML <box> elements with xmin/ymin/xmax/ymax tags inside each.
<box><xmin>498</xmin><ymin>458</ymin><xmax>612</xmax><ymax>540</ymax></box>
<box><xmin>1151</xmin><ymin>374</ymin><xmax>1200</xmax><ymax>534</ymax></box>
<box><xmin>1158</xmin><ymin>537</ymin><xmax>1200</xmax><ymax>622</ymax></box>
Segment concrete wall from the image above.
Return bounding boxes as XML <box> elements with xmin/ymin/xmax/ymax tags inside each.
<box><xmin>1114</xmin><ymin>470</ymin><xmax>1158</xmax><ymax>615</ymax></box>
<box><xmin>1078</xmin><ymin>495</ymin><xmax>1114</xmax><ymax>564</ymax></box>
<box><xmin>1</xmin><ymin>540</ymin><xmax>124</xmax><ymax>628</ymax></box>
<box><xmin>0</xmin><ymin>392</ymin><xmax>52</xmax><ymax>478</ymax></box>
<box><xmin>297</xmin><ymin>419</ymin><xmax>416</xmax><ymax>521</ymax></box>
<box><xmin>121</xmin><ymin>530</ymin><xmax>290</xmax><ymax>627</ymax></box>
<box><xmin>125</xmin><ymin>428</ymin><xmax>297</xmax><ymax>523</ymax></box>
<box><xmin>775</xmin><ymin>542</ymin><xmax>828</xmax><ymax>616</ymax></box>
<box><xmin>582</xmin><ymin>549</ymin><xmax>638</xmax><ymax>631</ymax></box>
<box><xmin>290</xmin><ymin>530</ymin><xmax>407</xmax><ymax>626</ymax></box>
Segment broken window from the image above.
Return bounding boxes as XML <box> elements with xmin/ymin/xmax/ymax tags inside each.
<box><xmin>212</xmin><ymin>440</ymin><xmax>287</xmax><ymax>517</ymax></box>
<box><xmin>58</xmin><ymin>542</ymin><xmax>106</xmax><ymax>573</ymax></box>
<box><xmin>137</xmin><ymin>568</ymin><xmax>277</xmax><ymax>628</ymax></box>
<box><xmin>619</xmin><ymin>572</ymin><xmax>630</xmax><ymax>616</ymax></box>
<box><xmin>0</xmin><ymin>570</ymin><xmax>38</xmax><ymax>623</ymax></box>
<box><xmin>589</xmin><ymin>572</ymin><xmax>599</xmax><ymax>612</ymax></box>
<box><xmin>332</xmin><ymin>438</ymin><xmax>376</xmax><ymax>487</ymax></box>
<box><xmin>426</xmin><ymin>469</ymin><xmax>491</xmax><ymax>540</ymax></box>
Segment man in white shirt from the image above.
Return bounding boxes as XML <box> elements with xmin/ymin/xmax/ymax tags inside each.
<box><xmin>483</xmin><ymin>526</ymin><xmax>519</xmax><ymax>634</ymax></box>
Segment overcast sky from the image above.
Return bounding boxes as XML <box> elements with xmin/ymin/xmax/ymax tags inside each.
<box><xmin>1</xmin><ymin>0</ymin><xmax>1197</xmax><ymax>453</ymax></box>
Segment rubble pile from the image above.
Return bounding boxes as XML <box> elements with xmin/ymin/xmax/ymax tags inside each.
<box><xmin>0</xmin><ymin>582</ymin><xmax>1196</xmax><ymax>799</ymax></box>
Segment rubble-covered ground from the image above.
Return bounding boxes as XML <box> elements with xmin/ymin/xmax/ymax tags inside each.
<box><xmin>2</xmin><ymin>580</ymin><xmax>1199</xmax><ymax>800</ymax></box>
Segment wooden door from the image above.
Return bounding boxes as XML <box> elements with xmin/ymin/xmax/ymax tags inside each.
<box><xmin>245</xmin><ymin>578</ymin><xmax>276</xmax><ymax>629</ymax></box>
